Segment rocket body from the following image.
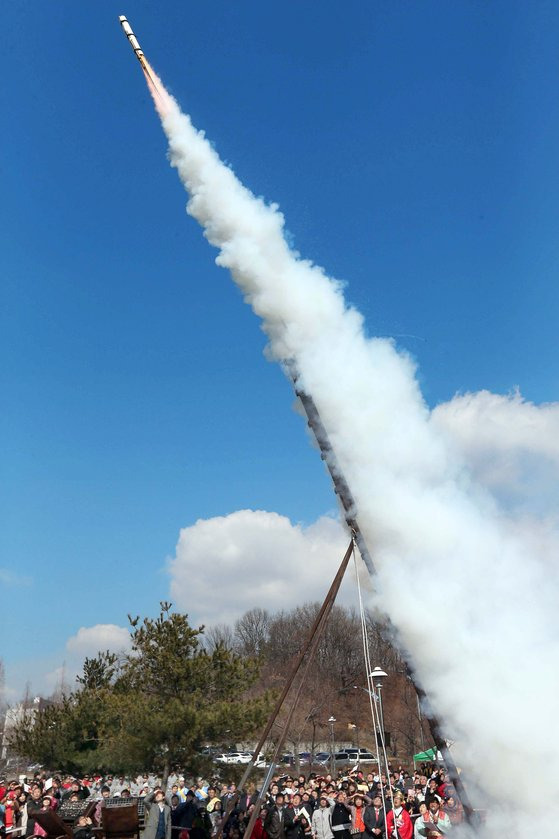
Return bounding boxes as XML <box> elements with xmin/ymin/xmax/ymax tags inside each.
<box><xmin>119</xmin><ymin>15</ymin><xmax>147</xmax><ymax>69</ymax></box>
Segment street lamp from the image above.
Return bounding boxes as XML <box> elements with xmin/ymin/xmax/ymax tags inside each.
<box><xmin>369</xmin><ymin>667</ymin><xmax>387</xmax><ymax>743</ymax></box>
<box><xmin>328</xmin><ymin>715</ymin><xmax>336</xmax><ymax>776</ymax></box>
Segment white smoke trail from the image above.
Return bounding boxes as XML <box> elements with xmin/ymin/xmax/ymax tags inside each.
<box><xmin>146</xmin><ymin>70</ymin><xmax>559</xmax><ymax>836</ymax></box>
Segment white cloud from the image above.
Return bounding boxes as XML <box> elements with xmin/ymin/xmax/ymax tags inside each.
<box><xmin>431</xmin><ymin>389</ymin><xmax>559</xmax><ymax>511</ymax></box>
<box><xmin>168</xmin><ymin>510</ymin><xmax>358</xmax><ymax>626</ymax></box>
<box><xmin>5</xmin><ymin>625</ymin><xmax>132</xmax><ymax>702</ymax></box>
<box><xmin>66</xmin><ymin>624</ymin><xmax>131</xmax><ymax>656</ymax></box>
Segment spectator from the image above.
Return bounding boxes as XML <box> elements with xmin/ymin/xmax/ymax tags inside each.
<box><xmin>404</xmin><ymin>790</ymin><xmax>420</xmax><ymax>817</ymax></box>
<box><xmin>413</xmin><ymin>804</ymin><xmax>428</xmax><ymax>838</ymax></box>
<box><xmin>190</xmin><ymin>805</ymin><xmax>212</xmax><ymax>839</ymax></box>
<box><xmin>331</xmin><ymin>792</ymin><xmax>351</xmax><ymax>839</ymax></box>
<box><xmin>73</xmin><ymin>815</ymin><xmax>94</xmax><ymax>839</ymax></box>
<box><xmin>24</xmin><ymin>786</ymin><xmax>43</xmax><ymax>838</ymax></box>
<box><xmin>300</xmin><ymin>792</ymin><xmax>315</xmax><ymax>816</ymax></box>
<box><xmin>180</xmin><ymin>791</ymin><xmax>200</xmax><ymax>835</ymax></box>
<box><xmin>33</xmin><ymin>795</ymin><xmax>55</xmax><ymax>839</ymax></box>
<box><xmin>2</xmin><ymin>791</ymin><xmax>19</xmax><ymax>834</ymax></box>
<box><xmin>62</xmin><ymin>782</ymin><xmax>89</xmax><ymax>803</ymax></box>
<box><xmin>206</xmin><ymin>788</ymin><xmax>221</xmax><ymax>815</ymax></box>
<box><xmin>348</xmin><ymin>791</ymin><xmax>371</xmax><ymax>837</ymax></box>
<box><xmin>195</xmin><ymin>781</ymin><xmax>209</xmax><ymax>802</ymax></box>
<box><xmin>170</xmin><ymin>794</ymin><xmax>190</xmax><ymax>838</ymax></box>
<box><xmin>414</xmin><ymin>799</ymin><xmax>451</xmax><ymax>837</ymax></box>
<box><xmin>384</xmin><ymin>793</ymin><xmax>412</xmax><ymax>839</ymax></box>
<box><xmin>423</xmin><ymin>782</ymin><xmax>440</xmax><ymax>810</ymax></box>
<box><xmin>363</xmin><ymin>793</ymin><xmax>385</xmax><ymax>839</ymax></box>
<box><xmin>310</xmin><ymin>795</ymin><xmax>334</xmax><ymax>839</ymax></box>
<box><xmin>265</xmin><ymin>794</ymin><xmax>294</xmax><ymax>839</ymax></box>
<box><xmin>208</xmin><ymin>800</ymin><xmax>223</xmax><ymax>837</ymax></box>
<box><xmin>144</xmin><ymin>789</ymin><xmax>172</xmax><ymax>839</ymax></box>
<box><xmin>442</xmin><ymin>795</ymin><xmax>462</xmax><ymax>826</ymax></box>
<box><xmin>221</xmin><ymin>785</ymin><xmax>238</xmax><ymax>812</ymax></box>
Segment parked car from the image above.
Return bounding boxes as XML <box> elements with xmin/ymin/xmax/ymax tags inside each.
<box><xmin>336</xmin><ymin>750</ymin><xmax>378</xmax><ymax>764</ymax></box>
<box><xmin>215</xmin><ymin>753</ymin><xmax>237</xmax><ymax>764</ymax></box>
<box><xmin>313</xmin><ymin>752</ymin><xmax>330</xmax><ymax>765</ymax></box>
<box><xmin>355</xmin><ymin>752</ymin><xmax>378</xmax><ymax>763</ymax></box>
<box><xmin>228</xmin><ymin>752</ymin><xmax>252</xmax><ymax>764</ymax></box>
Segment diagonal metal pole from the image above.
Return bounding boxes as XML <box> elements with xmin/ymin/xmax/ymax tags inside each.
<box><xmin>242</xmin><ymin>544</ymin><xmax>353</xmax><ymax>839</ymax></box>
<box><xmin>216</xmin><ymin>539</ymin><xmax>355</xmax><ymax>839</ymax></box>
<box><xmin>289</xmin><ymin>371</ymin><xmax>477</xmax><ymax>825</ymax></box>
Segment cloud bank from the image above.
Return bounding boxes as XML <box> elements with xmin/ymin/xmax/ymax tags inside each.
<box><xmin>65</xmin><ymin>623</ymin><xmax>132</xmax><ymax>657</ymax></box>
<box><xmin>432</xmin><ymin>389</ymin><xmax>559</xmax><ymax>514</ymax></box>
<box><xmin>168</xmin><ymin>510</ymin><xmax>352</xmax><ymax>626</ymax></box>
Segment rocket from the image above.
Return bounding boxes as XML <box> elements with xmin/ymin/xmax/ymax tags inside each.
<box><xmin>118</xmin><ymin>15</ymin><xmax>155</xmax><ymax>83</ymax></box>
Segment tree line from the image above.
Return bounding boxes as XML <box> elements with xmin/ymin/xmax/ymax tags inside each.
<box><xmin>9</xmin><ymin>601</ymin><xmax>429</xmax><ymax>777</ymax></box>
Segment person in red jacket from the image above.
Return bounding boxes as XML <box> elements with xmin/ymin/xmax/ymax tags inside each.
<box><xmin>251</xmin><ymin>805</ymin><xmax>269</xmax><ymax>839</ymax></box>
<box><xmin>384</xmin><ymin>793</ymin><xmax>412</xmax><ymax>839</ymax></box>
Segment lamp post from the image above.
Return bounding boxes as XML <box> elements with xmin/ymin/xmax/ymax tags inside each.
<box><xmin>328</xmin><ymin>715</ymin><xmax>336</xmax><ymax>776</ymax></box>
<box><xmin>369</xmin><ymin>667</ymin><xmax>387</xmax><ymax>745</ymax></box>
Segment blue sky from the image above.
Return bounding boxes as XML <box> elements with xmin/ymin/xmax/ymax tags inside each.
<box><xmin>2</xmin><ymin>1</ymin><xmax>559</xmax><ymax>696</ymax></box>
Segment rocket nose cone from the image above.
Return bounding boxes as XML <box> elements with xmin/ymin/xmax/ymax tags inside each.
<box><xmin>118</xmin><ymin>15</ymin><xmax>127</xmax><ymax>23</ymax></box>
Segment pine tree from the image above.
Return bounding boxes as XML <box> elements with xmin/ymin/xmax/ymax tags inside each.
<box><xmin>10</xmin><ymin>603</ymin><xmax>270</xmax><ymax>777</ymax></box>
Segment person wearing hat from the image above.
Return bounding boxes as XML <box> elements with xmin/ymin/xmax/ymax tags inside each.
<box><xmin>413</xmin><ymin>798</ymin><xmax>450</xmax><ymax>837</ymax></box>
<box><xmin>363</xmin><ymin>792</ymin><xmax>385</xmax><ymax>838</ymax></box>
<box><xmin>384</xmin><ymin>793</ymin><xmax>412</xmax><ymax>839</ymax></box>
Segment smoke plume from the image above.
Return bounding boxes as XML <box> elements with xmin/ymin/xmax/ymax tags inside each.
<box><xmin>143</xmin><ymin>63</ymin><xmax>559</xmax><ymax>836</ymax></box>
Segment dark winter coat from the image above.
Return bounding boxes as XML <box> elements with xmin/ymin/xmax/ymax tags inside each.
<box><xmin>264</xmin><ymin>806</ymin><xmax>294</xmax><ymax>839</ymax></box>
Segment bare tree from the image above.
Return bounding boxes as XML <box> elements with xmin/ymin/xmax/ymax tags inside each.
<box><xmin>235</xmin><ymin>608</ymin><xmax>270</xmax><ymax>656</ymax></box>
<box><xmin>204</xmin><ymin>623</ymin><xmax>236</xmax><ymax>653</ymax></box>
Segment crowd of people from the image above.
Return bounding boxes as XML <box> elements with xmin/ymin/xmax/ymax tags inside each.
<box><xmin>0</xmin><ymin>763</ymin><xmax>463</xmax><ymax>839</ymax></box>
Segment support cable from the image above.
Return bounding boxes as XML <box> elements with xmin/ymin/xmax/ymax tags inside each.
<box><xmin>353</xmin><ymin>545</ymin><xmax>390</xmax><ymax>839</ymax></box>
